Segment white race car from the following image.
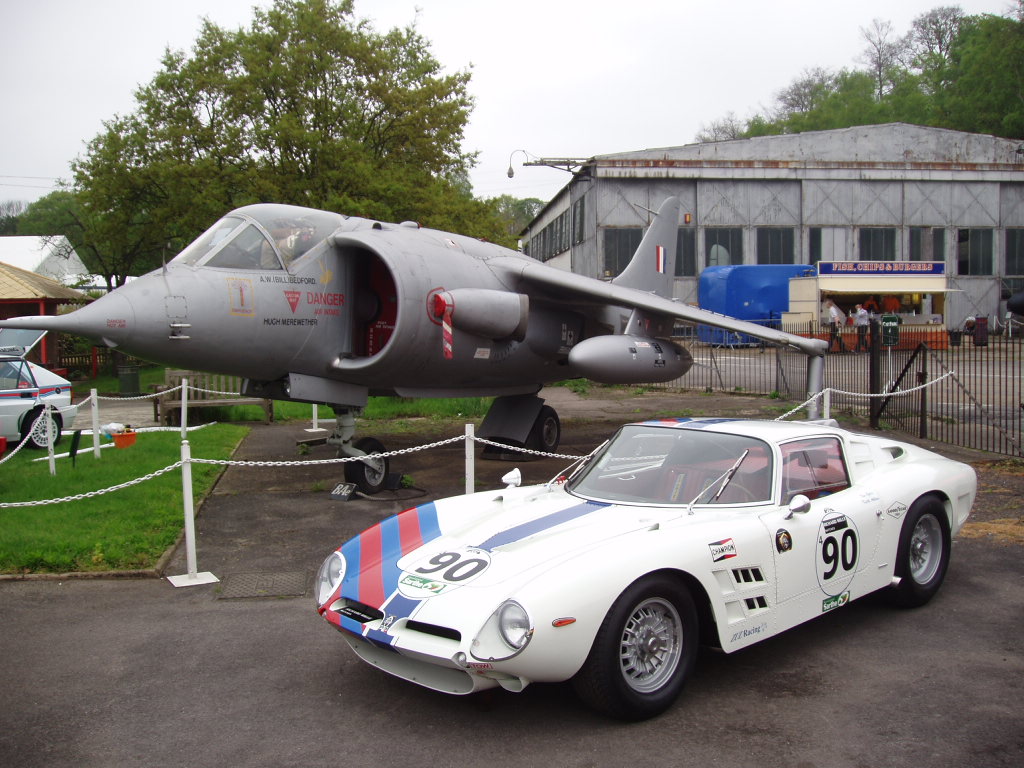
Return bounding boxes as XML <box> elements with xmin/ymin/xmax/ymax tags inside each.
<box><xmin>315</xmin><ymin>417</ymin><xmax>976</xmax><ymax>720</ymax></box>
<box><xmin>0</xmin><ymin>329</ymin><xmax>77</xmax><ymax>450</ymax></box>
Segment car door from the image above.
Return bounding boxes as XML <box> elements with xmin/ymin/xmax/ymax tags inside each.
<box><xmin>760</xmin><ymin>436</ymin><xmax>883</xmax><ymax>630</ymax></box>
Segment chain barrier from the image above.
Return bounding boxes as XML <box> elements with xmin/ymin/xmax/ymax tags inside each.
<box><xmin>0</xmin><ymin>461</ymin><xmax>185</xmax><ymax>508</ymax></box>
<box><xmin>773</xmin><ymin>372</ymin><xmax>957</xmax><ymax>422</ymax></box>
<box><xmin>0</xmin><ymin>423</ymin><xmax>590</xmax><ymax>507</ymax></box>
<box><xmin>471</xmin><ymin>435</ymin><xmax>583</xmax><ymax>461</ymax></box>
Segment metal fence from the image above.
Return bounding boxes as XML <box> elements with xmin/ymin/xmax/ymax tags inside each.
<box><xmin>656</xmin><ymin>322</ymin><xmax>1024</xmax><ymax>458</ymax></box>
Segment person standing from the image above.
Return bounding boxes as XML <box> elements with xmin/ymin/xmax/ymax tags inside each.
<box><xmin>853</xmin><ymin>303</ymin><xmax>869</xmax><ymax>351</ymax></box>
<box><xmin>825</xmin><ymin>299</ymin><xmax>847</xmax><ymax>352</ymax></box>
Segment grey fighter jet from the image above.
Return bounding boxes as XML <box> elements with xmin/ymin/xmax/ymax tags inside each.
<box><xmin>0</xmin><ymin>197</ymin><xmax>826</xmax><ymax>491</ymax></box>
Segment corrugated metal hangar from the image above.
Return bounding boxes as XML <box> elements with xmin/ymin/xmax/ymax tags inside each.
<box><xmin>521</xmin><ymin>123</ymin><xmax>1024</xmax><ymax>330</ymax></box>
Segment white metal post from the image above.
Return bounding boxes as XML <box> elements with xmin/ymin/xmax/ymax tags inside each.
<box><xmin>90</xmin><ymin>388</ymin><xmax>101</xmax><ymax>458</ymax></box>
<box><xmin>465</xmin><ymin>423</ymin><xmax>475</xmax><ymax>496</ymax></box>
<box><xmin>167</xmin><ymin>439</ymin><xmax>219</xmax><ymax>587</ymax></box>
<box><xmin>45</xmin><ymin>405</ymin><xmax>56</xmax><ymax>476</ymax></box>
<box><xmin>180</xmin><ymin>377</ymin><xmax>189</xmax><ymax>440</ymax></box>
<box><xmin>305</xmin><ymin>404</ymin><xmax>327</xmax><ymax>433</ymax></box>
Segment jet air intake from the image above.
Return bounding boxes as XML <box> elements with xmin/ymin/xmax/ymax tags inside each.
<box><xmin>568</xmin><ymin>335</ymin><xmax>691</xmax><ymax>384</ymax></box>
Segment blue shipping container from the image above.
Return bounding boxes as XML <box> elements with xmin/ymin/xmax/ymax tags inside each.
<box><xmin>697</xmin><ymin>265</ymin><xmax>814</xmax><ymax>346</ymax></box>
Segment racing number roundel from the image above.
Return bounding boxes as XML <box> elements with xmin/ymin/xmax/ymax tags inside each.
<box><xmin>816</xmin><ymin>511</ymin><xmax>859</xmax><ymax>596</ymax></box>
<box><xmin>398</xmin><ymin>547</ymin><xmax>491</xmax><ymax>599</ymax></box>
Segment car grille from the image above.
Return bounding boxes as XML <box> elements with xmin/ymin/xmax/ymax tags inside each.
<box><xmin>405</xmin><ymin>620</ymin><xmax>461</xmax><ymax>642</ymax></box>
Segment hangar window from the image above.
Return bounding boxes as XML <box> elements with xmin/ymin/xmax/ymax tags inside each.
<box><xmin>756</xmin><ymin>228</ymin><xmax>795</xmax><ymax>264</ymax></box>
<box><xmin>705</xmin><ymin>228</ymin><xmax>743</xmax><ymax>267</ymax></box>
<box><xmin>809</xmin><ymin>227</ymin><xmax>847</xmax><ymax>263</ymax></box>
<box><xmin>956</xmin><ymin>229</ymin><xmax>993</xmax><ymax>275</ymax></box>
<box><xmin>603</xmin><ymin>228</ymin><xmax>643</xmax><ymax>277</ymax></box>
<box><xmin>1006</xmin><ymin>229</ymin><xmax>1024</xmax><ymax>275</ymax></box>
<box><xmin>675</xmin><ymin>229</ymin><xmax>696</xmax><ymax>276</ymax></box>
<box><xmin>910</xmin><ymin>227</ymin><xmax>945</xmax><ymax>262</ymax></box>
<box><xmin>858</xmin><ymin>228</ymin><xmax>897</xmax><ymax>261</ymax></box>
<box><xmin>572</xmin><ymin>198</ymin><xmax>586</xmax><ymax>245</ymax></box>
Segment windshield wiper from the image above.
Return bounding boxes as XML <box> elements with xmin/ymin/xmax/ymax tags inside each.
<box><xmin>685</xmin><ymin>449</ymin><xmax>749</xmax><ymax>515</ymax></box>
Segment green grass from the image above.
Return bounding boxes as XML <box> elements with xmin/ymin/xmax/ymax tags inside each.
<box><xmin>0</xmin><ymin>424</ymin><xmax>248</xmax><ymax>574</ymax></box>
<box><xmin>194</xmin><ymin>395</ymin><xmax>493</xmax><ymax>423</ymax></box>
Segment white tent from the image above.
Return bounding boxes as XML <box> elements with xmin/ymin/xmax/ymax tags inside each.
<box><xmin>0</xmin><ymin>236</ymin><xmax>91</xmax><ymax>287</ymax></box>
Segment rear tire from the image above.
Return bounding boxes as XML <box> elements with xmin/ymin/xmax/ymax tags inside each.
<box><xmin>22</xmin><ymin>409</ymin><xmax>62</xmax><ymax>450</ymax></box>
<box><xmin>572</xmin><ymin>574</ymin><xmax>698</xmax><ymax>721</ymax></box>
<box><xmin>888</xmin><ymin>495</ymin><xmax>950</xmax><ymax>608</ymax></box>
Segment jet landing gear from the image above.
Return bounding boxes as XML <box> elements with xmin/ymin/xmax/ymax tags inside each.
<box><xmin>327</xmin><ymin>408</ymin><xmax>394</xmax><ymax>494</ymax></box>
<box><xmin>478</xmin><ymin>394</ymin><xmax>561</xmax><ymax>460</ymax></box>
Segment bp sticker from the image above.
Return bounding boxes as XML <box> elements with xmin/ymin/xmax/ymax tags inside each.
<box><xmin>816</xmin><ymin>511</ymin><xmax>859</xmax><ymax>596</ymax></box>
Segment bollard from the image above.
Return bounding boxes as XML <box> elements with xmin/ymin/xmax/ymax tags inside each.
<box><xmin>465</xmin><ymin>423</ymin><xmax>475</xmax><ymax>495</ymax></box>
<box><xmin>167</xmin><ymin>439</ymin><xmax>219</xmax><ymax>587</ymax></box>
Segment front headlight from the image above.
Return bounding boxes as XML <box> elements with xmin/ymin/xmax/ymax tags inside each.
<box><xmin>315</xmin><ymin>551</ymin><xmax>345</xmax><ymax>606</ymax></box>
<box><xmin>497</xmin><ymin>601</ymin><xmax>532</xmax><ymax>651</ymax></box>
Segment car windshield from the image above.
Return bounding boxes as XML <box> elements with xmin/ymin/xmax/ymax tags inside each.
<box><xmin>567</xmin><ymin>424</ymin><xmax>774</xmax><ymax>506</ymax></box>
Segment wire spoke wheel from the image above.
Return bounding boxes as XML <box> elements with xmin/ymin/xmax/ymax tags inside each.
<box><xmin>908</xmin><ymin>513</ymin><xmax>943</xmax><ymax>584</ymax></box>
<box><xmin>618</xmin><ymin>598</ymin><xmax>683</xmax><ymax>693</ymax></box>
<box><xmin>573</xmin><ymin>575</ymin><xmax>698</xmax><ymax>720</ymax></box>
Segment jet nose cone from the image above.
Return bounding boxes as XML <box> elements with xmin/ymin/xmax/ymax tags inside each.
<box><xmin>54</xmin><ymin>289</ymin><xmax>138</xmax><ymax>348</ymax></box>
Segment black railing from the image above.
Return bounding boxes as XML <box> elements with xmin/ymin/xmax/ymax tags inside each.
<box><xmin>653</xmin><ymin>322</ymin><xmax>1023</xmax><ymax>457</ymax></box>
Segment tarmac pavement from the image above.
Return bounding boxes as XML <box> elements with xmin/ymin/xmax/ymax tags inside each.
<box><xmin>2</xmin><ymin>388</ymin><xmax>1022</xmax><ymax>767</ymax></box>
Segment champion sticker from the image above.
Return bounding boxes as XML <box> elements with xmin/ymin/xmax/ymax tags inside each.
<box><xmin>708</xmin><ymin>538</ymin><xmax>737</xmax><ymax>562</ymax></box>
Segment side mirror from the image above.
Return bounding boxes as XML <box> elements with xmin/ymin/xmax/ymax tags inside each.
<box><xmin>501</xmin><ymin>468</ymin><xmax>522</xmax><ymax>489</ymax></box>
<box><xmin>786</xmin><ymin>494</ymin><xmax>811</xmax><ymax>519</ymax></box>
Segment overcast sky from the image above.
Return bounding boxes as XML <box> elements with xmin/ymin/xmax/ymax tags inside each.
<box><xmin>0</xmin><ymin>0</ymin><xmax>1014</xmax><ymax>207</ymax></box>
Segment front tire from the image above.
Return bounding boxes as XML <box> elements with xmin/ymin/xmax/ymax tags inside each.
<box><xmin>572</xmin><ymin>574</ymin><xmax>698</xmax><ymax>721</ymax></box>
<box><xmin>343</xmin><ymin>437</ymin><xmax>389</xmax><ymax>494</ymax></box>
<box><xmin>888</xmin><ymin>495</ymin><xmax>951</xmax><ymax>608</ymax></box>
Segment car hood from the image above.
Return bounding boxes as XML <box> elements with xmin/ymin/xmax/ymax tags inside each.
<box><xmin>335</xmin><ymin>485</ymin><xmax>667</xmax><ymax>611</ymax></box>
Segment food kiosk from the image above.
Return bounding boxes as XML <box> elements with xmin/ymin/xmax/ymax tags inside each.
<box><xmin>781</xmin><ymin>261</ymin><xmax>952</xmax><ymax>349</ymax></box>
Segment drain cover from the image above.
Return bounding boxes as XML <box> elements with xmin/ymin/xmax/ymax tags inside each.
<box><xmin>218</xmin><ymin>571</ymin><xmax>309</xmax><ymax>599</ymax></box>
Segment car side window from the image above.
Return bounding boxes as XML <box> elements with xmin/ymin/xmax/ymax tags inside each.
<box><xmin>0</xmin><ymin>360</ymin><xmax>33</xmax><ymax>390</ymax></box>
<box><xmin>779</xmin><ymin>437</ymin><xmax>850</xmax><ymax>504</ymax></box>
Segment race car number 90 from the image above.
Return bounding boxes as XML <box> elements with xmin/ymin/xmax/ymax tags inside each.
<box><xmin>398</xmin><ymin>547</ymin><xmax>492</xmax><ymax>599</ymax></box>
<box><xmin>816</xmin><ymin>512</ymin><xmax>859</xmax><ymax>596</ymax></box>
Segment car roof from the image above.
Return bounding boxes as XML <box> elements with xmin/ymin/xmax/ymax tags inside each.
<box><xmin>633</xmin><ymin>417</ymin><xmax>845</xmax><ymax>443</ymax></box>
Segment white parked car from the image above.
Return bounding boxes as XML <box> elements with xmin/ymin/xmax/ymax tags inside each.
<box><xmin>0</xmin><ymin>329</ymin><xmax>77</xmax><ymax>449</ymax></box>
<box><xmin>315</xmin><ymin>417</ymin><xmax>977</xmax><ymax>720</ymax></box>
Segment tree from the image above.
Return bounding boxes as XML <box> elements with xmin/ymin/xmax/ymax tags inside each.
<box><xmin>70</xmin><ymin>0</ymin><xmax>506</xmax><ymax>281</ymax></box>
<box><xmin>489</xmin><ymin>195</ymin><xmax>545</xmax><ymax>239</ymax></box>
<box><xmin>0</xmin><ymin>200</ymin><xmax>26</xmax><ymax>235</ymax></box>
<box><xmin>694</xmin><ymin>113</ymin><xmax>746</xmax><ymax>143</ymax></box>
<box><xmin>858</xmin><ymin>18</ymin><xmax>911</xmax><ymax>101</ymax></box>
<box><xmin>941</xmin><ymin>12</ymin><xmax>1024</xmax><ymax>138</ymax></box>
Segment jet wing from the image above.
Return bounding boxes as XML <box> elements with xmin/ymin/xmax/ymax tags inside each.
<box><xmin>491</xmin><ymin>257</ymin><xmax>827</xmax><ymax>357</ymax></box>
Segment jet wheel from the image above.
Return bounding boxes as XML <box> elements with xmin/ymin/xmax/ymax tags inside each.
<box><xmin>344</xmin><ymin>437</ymin><xmax>390</xmax><ymax>495</ymax></box>
<box><xmin>526</xmin><ymin>406</ymin><xmax>560</xmax><ymax>453</ymax></box>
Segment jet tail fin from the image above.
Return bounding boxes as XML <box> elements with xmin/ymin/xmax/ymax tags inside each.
<box><xmin>611</xmin><ymin>197</ymin><xmax>681</xmax><ymax>298</ymax></box>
